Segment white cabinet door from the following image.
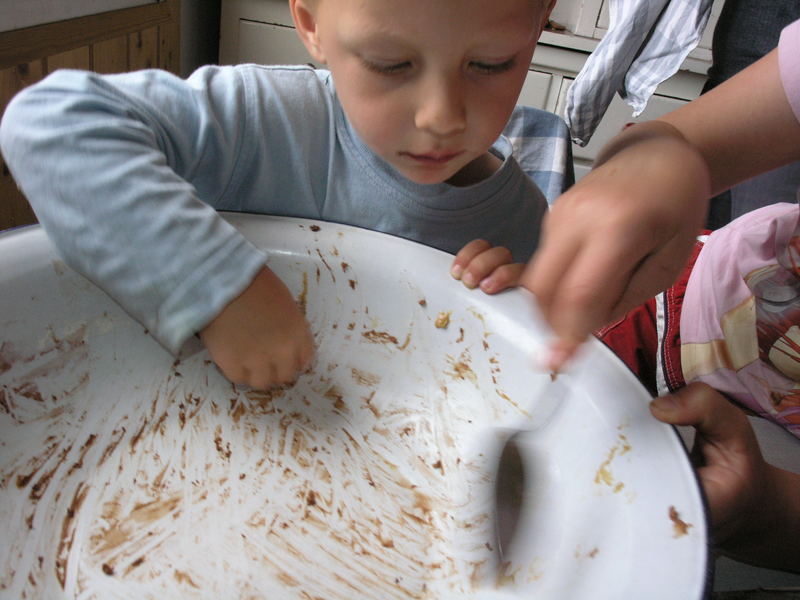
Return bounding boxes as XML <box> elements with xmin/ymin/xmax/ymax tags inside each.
<box><xmin>220</xmin><ymin>0</ymin><xmax>299</xmax><ymax>64</ymax></box>
<box><xmin>517</xmin><ymin>70</ymin><xmax>556</xmax><ymax>110</ymax></box>
<box><xmin>238</xmin><ymin>19</ymin><xmax>315</xmax><ymax>65</ymax></box>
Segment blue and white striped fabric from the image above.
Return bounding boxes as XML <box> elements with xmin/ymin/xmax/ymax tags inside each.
<box><xmin>565</xmin><ymin>0</ymin><xmax>713</xmax><ymax>147</ymax></box>
<box><xmin>504</xmin><ymin>105</ymin><xmax>575</xmax><ymax>205</ymax></box>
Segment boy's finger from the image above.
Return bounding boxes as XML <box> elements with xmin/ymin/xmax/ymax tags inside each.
<box><xmin>451</xmin><ymin>239</ymin><xmax>490</xmax><ymax>280</ymax></box>
<box><xmin>461</xmin><ymin>245</ymin><xmax>513</xmax><ymax>288</ymax></box>
<box><xmin>479</xmin><ymin>263</ymin><xmax>524</xmax><ymax>294</ymax></box>
<box><xmin>245</xmin><ymin>362</ymin><xmax>277</xmax><ymax>391</ymax></box>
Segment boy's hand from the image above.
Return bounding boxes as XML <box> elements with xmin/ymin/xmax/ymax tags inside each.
<box><xmin>450</xmin><ymin>239</ymin><xmax>524</xmax><ymax>294</ymax></box>
<box><xmin>200</xmin><ymin>266</ymin><xmax>315</xmax><ymax>389</ymax></box>
<box><xmin>650</xmin><ymin>383</ymin><xmax>800</xmax><ymax>572</ymax></box>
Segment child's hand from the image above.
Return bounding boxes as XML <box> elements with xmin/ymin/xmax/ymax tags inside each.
<box><xmin>650</xmin><ymin>383</ymin><xmax>764</xmax><ymax>544</ymax></box>
<box><xmin>450</xmin><ymin>239</ymin><xmax>524</xmax><ymax>294</ymax></box>
<box><xmin>650</xmin><ymin>383</ymin><xmax>800</xmax><ymax>571</ymax></box>
<box><xmin>521</xmin><ymin>122</ymin><xmax>710</xmax><ymax>371</ymax></box>
<box><xmin>200</xmin><ymin>266</ymin><xmax>315</xmax><ymax>389</ymax></box>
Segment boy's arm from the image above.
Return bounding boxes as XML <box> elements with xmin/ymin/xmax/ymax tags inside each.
<box><xmin>651</xmin><ymin>383</ymin><xmax>800</xmax><ymax>573</ymax></box>
<box><xmin>0</xmin><ymin>68</ymin><xmax>316</xmax><ymax>387</ymax></box>
<box><xmin>522</xmin><ymin>47</ymin><xmax>800</xmax><ymax>371</ymax></box>
<box><xmin>0</xmin><ymin>68</ymin><xmax>261</xmax><ymax>353</ymax></box>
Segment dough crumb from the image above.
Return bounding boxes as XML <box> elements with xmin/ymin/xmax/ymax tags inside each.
<box><xmin>434</xmin><ymin>311</ymin><xmax>451</xmax><ymax>329</ymax></box>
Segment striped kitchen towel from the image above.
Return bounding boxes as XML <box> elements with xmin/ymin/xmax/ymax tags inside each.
<box><xmin>565</xmin><ymin>0</ymin><xmax>713</xmax><ymax>146</ymax></box>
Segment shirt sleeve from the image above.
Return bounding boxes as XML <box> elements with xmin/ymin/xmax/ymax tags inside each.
<box><xmin>0</xmin><ymin>67</ymin><xmax>269</xmax><ymax>353</ymax></box>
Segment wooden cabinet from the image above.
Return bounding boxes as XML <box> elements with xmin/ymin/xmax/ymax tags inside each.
<box><xmin>218</xmin><ymin>0</ymin><xmax>720</xmax><ymax>180</ymax></box>
<box><xmin>0</xmin><ymin>1</ymin><xmax>181</xmax><ymax>231</ymax></box>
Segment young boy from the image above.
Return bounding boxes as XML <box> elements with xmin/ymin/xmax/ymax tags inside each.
<box><xmin>0</xmin><ymin>0</ymin><xmax>557</xmax><ymax>390</ymax></box>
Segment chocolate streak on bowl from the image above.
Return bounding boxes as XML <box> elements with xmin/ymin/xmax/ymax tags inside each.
<box><xmin>1</xmin><ymin>232</ymin><xmax>539</xmax><ymax>599</ymax></box>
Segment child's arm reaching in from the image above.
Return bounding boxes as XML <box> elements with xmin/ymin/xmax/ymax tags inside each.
<box><xmin>523</xmin><ymin>37</ymin><xmax>800</xmax><ymax>371</ymax></box>
<box><xmin>450</xmin><ymin>239</ymin><xmax>524</xmax><ymax>294</ymax></box>
<box><xmin>200</xmin><ymin>267</ymin><xmax>315</xmax><ymax>389</ymax></box>
<box><xmin>0</xmin><ymin>68</ymin><xmax>329</xmax><ymax>390</ymax></box>
<box><xmin>651</xmin><ymin>383</ymin><xmax>800</xmax><ymax>573</ymax></box>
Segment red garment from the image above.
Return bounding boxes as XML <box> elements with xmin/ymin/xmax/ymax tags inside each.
<box><xmin>594</xmin><ymin>239</ymin><xmax>705</xmax><ymax>396</ymax></box>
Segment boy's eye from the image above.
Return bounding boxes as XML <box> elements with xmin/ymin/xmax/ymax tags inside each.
<box><xmin>469</xmin><ymin>58</ymin><xmax>517</xmax><ymax>75</ymax></box>
<box><xmin>361</xmin><ymin>59</ymin><xmax>412</xmax><ymax>75</ymax></box>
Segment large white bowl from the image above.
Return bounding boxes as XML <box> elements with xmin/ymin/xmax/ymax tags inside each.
<box><xmin>0</xmin><ymin>215</ymin><xmax>708</xmax><ymax>599</ymax></box>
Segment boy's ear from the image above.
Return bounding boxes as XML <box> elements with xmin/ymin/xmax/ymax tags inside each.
<box><xmin>290</xmin><ymin>0</ymin><xmax>327</xmax><ymax>64</ymax></box>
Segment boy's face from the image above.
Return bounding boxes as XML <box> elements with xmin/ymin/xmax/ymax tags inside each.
<box><xmin>292</xmin><ymin>0</ymin><xmax>550</xmax><ymax>185</ymax></box>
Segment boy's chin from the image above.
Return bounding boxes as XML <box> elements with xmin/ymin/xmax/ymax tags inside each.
<box><xmin>396</xmin><ymin>153</ymin><xmax>498</xmax><ymax>187</ymax></box>
<box><xmin>395</xmin><ymin>164</ymin><xmax>462</xmax><ymax>186</ymax></box>
<box><xmin>405</xmin><ymin>173</ymin><xmax>453</xmax><ymax>185</ymax></box>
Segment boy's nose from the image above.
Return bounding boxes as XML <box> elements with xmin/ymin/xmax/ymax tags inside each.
<box><xmin>414</xmin><ymin>77</ymin><xmax>467</xmax><ymax>137</ymax></box>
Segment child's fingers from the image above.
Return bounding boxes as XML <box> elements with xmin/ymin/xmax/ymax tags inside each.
<box><xmin>459</xmin><ymin>245</ymin><xmax>514</xmax><ymax>289</ymax></box>
<box><xmin>651</xmin><ymin>383</ymin><xmax>768</xmax><ymax>542</ymax></box>
<box><xmin>245</xmin><ymin>362</ymin><xmax>278</xmax><ymax>391</ymax></box>
<box><xmin>269</xmin><ymin>325</ymin><xmax>316</xmax><ymax>387</ymax></box>
<box><xmin>239</xmin><ymin>341</ymin><xmax>314</xmax><ymax>389</ymax></box>
<box><xmin>650</xmin><ymin>383</ymin><xmax>758</xmax><ymax>453</ymax></box>
<box><xmin>479</xmin><ymin>263</ymin><xmax>525</xmax><ymax>294</ymax></box>
<box><xmin>650</xmin><ymin>383</ymin><xmax>761</xmax><ymax>464</ymax></box>
<box><xmin>200</xmin><ymin>266</ymin><xmax>316</xmax><ymax>390</ymax></box>
<box><xmin>451</xmin><ymin>239</ymin><xmax>491</xmax><ymax>280</ymax></box>
<box><xmin>521</xmin><ymin>227</ymin><xmax>619</xmax><ymax>372</ymax></box>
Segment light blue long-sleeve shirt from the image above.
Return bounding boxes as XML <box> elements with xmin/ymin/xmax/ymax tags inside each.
<box><xmin>0</xmin><ymin>65</ymin><xmax>549</xmax><ymax>353</ymax></box>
